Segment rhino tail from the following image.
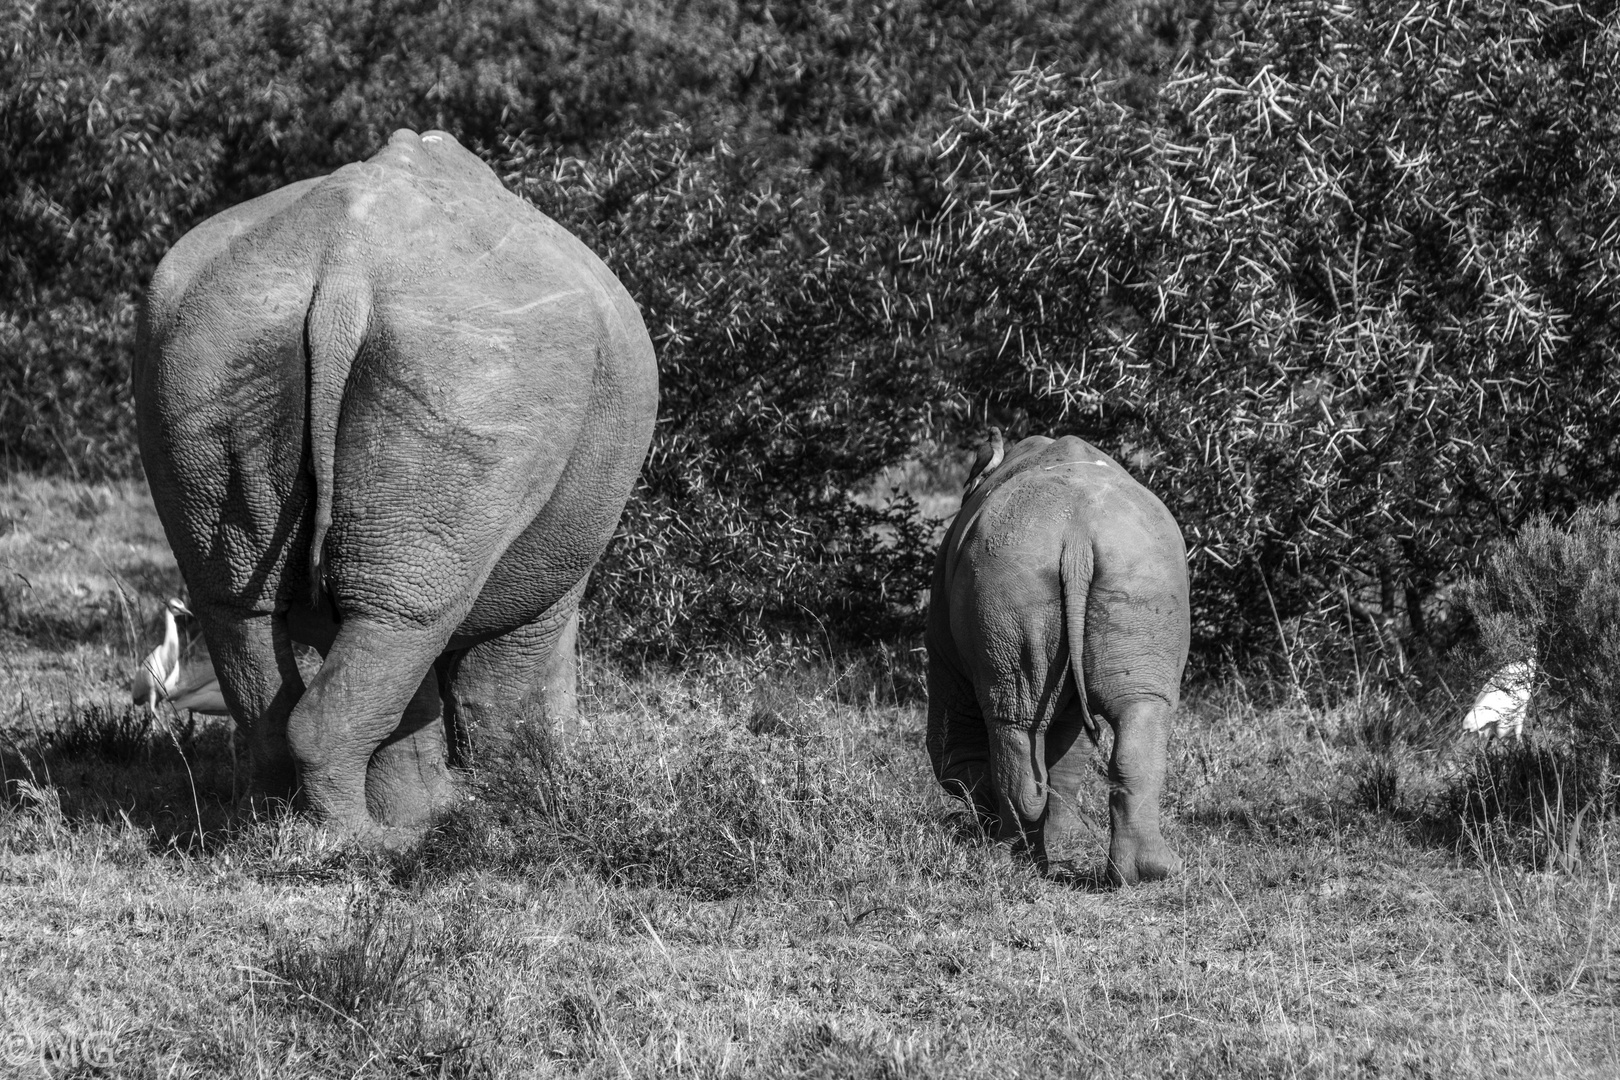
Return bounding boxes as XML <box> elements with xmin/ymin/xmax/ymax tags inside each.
<box><xmin>1058</xmin><ymin>536</ymin><xmax>1102</xmax><ymax>746</ymax></box>
<box><xmin>303</xmin><ymin>280</ymin><xmax>370</xmax><ymax>611</ymax></box>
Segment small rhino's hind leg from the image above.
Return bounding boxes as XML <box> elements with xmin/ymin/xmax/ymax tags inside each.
<box><xmin>1103</xmin><ymin>697</ymin><xmax>1182</xmax><ymax>886</ymax></box>
<box><xmin>925</xmin><ymin>659</ymin><xmax>996</xmax><ymax>826</ymax></box>
<box><xmin>1035</xmin><ymin>708</ymin><xmax>1095</xmax><ymax>874</ymax></box>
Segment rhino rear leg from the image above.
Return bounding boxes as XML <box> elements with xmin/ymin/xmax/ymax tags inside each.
<box><xmin>1103</xmin><ymin>696</ymin><xmax>1182</xmax><ymax>885</ymax></box>
<box><xmin>286</xmin><ymin>618</ymin><xmax>449</xmax><ymax>836</ymax></box>
<box><xmin>192</xmin><ymin>605</ymin><xmax>304</xmax><ymax>807</ymax></box>
<box><xmin>364</xmin><ymin>667</ymin><xmax>458</xmax><ymax>828</ymax></box>
<box><xmin>445</xmin><ymin>590</ymin><xmax>582</xmax><ymax>767</ymax></box>
<box><xmin>1035</xmin><ymin>709</ymin><xmax>1095</xmax><ymax>873</ymax></box>
<box><xmin>925</xmin><ymin>659</ymin><xmax>998</xmax><ymax>828</ymax></box>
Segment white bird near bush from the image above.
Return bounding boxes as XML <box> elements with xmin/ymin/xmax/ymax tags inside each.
<box><xmin>132</xmin><ymin>597</ymin><xmax>191</xmax><ymax>710</ymax></box>
<box><xmin>1462</xmin><ymin>658</ymin><xmax>1538</xmax><ymax>740</ymax></box>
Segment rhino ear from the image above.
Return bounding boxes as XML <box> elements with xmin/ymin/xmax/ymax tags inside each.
<box><xmin>989</xmin><ymin>723</ymin><xmax>1048</xmax><ymax>831</ymax></box>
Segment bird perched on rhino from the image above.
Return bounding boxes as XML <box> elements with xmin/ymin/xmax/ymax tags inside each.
<box><xmin>135</xmin><ymin>128</ymin><xmax>659</xmax><ymax>842</ymax></box>
<box><xmin>928</xmin><ymin>434</ymin><xmax>1190</xmax><ymax>886</ymax></box>
<box><xmin>963</xmin><ymin>426</ymin><xmax>1005</xmax><ymax>497</ymax></box>
<box><xmin>1463</xmin><ymin>658</ymin><xmax>1537</xmax><ymax>740</ymax></box>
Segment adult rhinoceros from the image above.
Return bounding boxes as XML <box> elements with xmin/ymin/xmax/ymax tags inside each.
<box><xmin>135</xmin><ymin>129</ymin><xmax>659</xmax><ymax>839</ymax></box>
<box><xmin>927</xmin><ymin>434</ymin><xmax>1189</xmax><ymax>885</ymax></box>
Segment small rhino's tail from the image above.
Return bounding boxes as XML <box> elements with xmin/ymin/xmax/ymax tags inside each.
<box><xmin>303</xmin><ymin>280</ymin><xmax>370</xmax><ymax>610</ymax></box>
<box><xmin>1058</xmin><ymin>536</ymin><xmax>1102</xmax><ymax>745</ymax></box>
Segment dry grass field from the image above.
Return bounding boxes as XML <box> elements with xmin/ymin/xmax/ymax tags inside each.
<box><xmin>2</xmin><ymin>475</ymin><xmax>1617</xmax><ymax>1078</ymax></box>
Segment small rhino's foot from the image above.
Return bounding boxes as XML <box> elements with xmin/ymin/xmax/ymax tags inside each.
<box><xmin>1106</xmin><ymin>832</ymin><xmax>1182</xmax><ymax>886</ymax></box>
<box><xmin>1033</xmin><ymin>814</ymin><xmax>1097</xmax><ymax>880</ymax></box>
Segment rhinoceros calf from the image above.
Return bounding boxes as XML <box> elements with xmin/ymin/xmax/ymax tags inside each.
<box><xmin>926</xmin><ymin>435</ymin><xmax>1189</xmax><ymax>884</ymax></box>
<box><xmin>135</xmin><ymin>129</ymin><xmax>659</xmax><ymax>839</ymax></box>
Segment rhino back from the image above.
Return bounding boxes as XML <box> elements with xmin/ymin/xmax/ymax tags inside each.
<box><xmin>931</xmin><ymin>435</ymin><xmax>1188</xmax><ymax>697</ymax></box>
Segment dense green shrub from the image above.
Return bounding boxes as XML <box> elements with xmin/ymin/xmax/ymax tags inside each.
<box><xmin>928</xmin><ymin>0</ymin><xmax>1620</xmax><ymax>669</ymax></box>
<box><xmin>2</xmin><ymin>0</ymin><xmax>219</xmax><ymax>473</ymax></box>
<box><xmin>1461</xmin><ymin>503</ymin><xmax>1620</xmax><ymax>750</ymax></box>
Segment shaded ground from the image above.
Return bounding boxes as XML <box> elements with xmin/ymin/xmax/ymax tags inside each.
<box><xmin>1</xmin><ymin>478</ymin><xmax>1616</xmax><ymax>1077</ymax></box>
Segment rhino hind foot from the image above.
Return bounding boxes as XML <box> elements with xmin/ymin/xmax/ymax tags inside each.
<box><xmin>367</xmin><ymin>770</ymin><xmax>462</xmax><ymax>830</ymax></box>
<box><xmin>1106</xmin><ymin>834</ymin><xmax>1183</xmax><ymax>887</ymax></box>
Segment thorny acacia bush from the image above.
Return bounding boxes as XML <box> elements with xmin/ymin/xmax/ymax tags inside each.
<box><xmin>927</xmin><ymin>0</ymin><xmax>1620</xmax><ymax>672</ymax></box>
<box><xmin>504</xmin><ymin>129</ymin><xmax>944</xmax><ymax>655</ymax></box>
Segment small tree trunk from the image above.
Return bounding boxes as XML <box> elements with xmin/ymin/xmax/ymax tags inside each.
<box><xmin>1377</xmin><ymin>561</ymin><xmax>1407</xmax><ymax>673</ymax></box>
<box><xmin>1405</xmin><ymin>585</ymin><xmax>1427</xmax><ymax>641</ymax></box>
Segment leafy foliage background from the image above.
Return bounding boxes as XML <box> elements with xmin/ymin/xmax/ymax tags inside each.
<box><xmin>923</xmin><ymin>0</ymin><xmax>1620</xmax><ymax>673</ymax></box>
<box><xmin>5</xmin><ymin>0</ymin><xmax>1617</xmax><ymax>670</ymax></box>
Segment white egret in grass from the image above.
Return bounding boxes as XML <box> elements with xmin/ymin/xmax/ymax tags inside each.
<box><xmin>132</xmin><ymin>598</ymin><xmax>230</xmax><ymax>716</ymax></box>
<box><xmin>132</xmin><ymin>597</ymin><xmax>191</xmax><ymax>710</ymax></box>
<box><xmin>133</xmin><ymin>597</ymin><xmax>239</xmax><ymax>796</ymax></box>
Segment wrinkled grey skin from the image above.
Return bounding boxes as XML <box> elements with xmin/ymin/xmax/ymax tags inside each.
<box><xmin>927</xmin><ymin>435</ymin><xmax>1189</xmax><ymax>885</ymax></box>
<box><xmin>134</xmin><ymin>130</ymin><xmax>659</xmax><ymax>839</ymax></box>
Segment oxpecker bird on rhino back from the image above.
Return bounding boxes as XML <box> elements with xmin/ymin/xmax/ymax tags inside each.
<box><xmin>926</xmin><ymin>435</ymin><xmax>1190</xmax><ymax>885</ymax></box>
<box><xmin>135</xmin><ymin>129</ymin><xmax>659</xmax><ymax>841</ymax></box>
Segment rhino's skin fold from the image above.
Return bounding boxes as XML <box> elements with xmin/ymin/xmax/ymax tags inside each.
<box><xmin>926</xmin><ymin>435</ymin><xmax>1190</xmax><ymax>886</ymax></box>
<box><xmin>134</xmin><ymin>129</ymin><xmax>659</xmax><ymax>840</ymax></box>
